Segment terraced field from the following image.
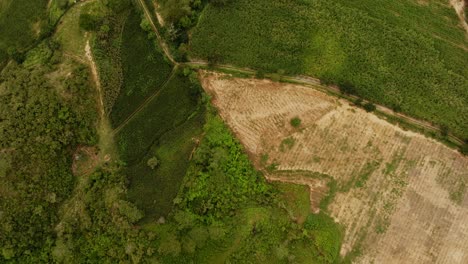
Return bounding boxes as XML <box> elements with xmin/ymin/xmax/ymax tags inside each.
<box><xmin>200</xmin><ymin>72</ymin><xmax>468</xmax><ymax>263</ymax></box>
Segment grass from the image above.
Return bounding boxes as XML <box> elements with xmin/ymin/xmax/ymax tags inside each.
<box><xmin>117</xmin><ymin>70</ymin><xmax>203</xmax><ymax>221</ymax></box>
<box><xmin>54</xmin><ymin>1</ymin><xmax>96</xmax><ymax>58</ymax></box>
<box><xmin>191</xmin><ymin>0</ymin><xmax>468</xmax><ymax>139</ymax></box>
<box><xmin>110</xmin><ymin>9</ymin><xmax>172</xmax><ymax>126</ymax></box>
<box><xmin>274</xmin><ymin>182</ymin><xmax>311</xmax><ymax>224</ymax></box>
<box><xmin>280</xmin><ymin>137</ymin><xmax>295</xmax><ymax>152</ymax></box>
<box><xmin>126</xmin><ymin>110</ymin><xmax>205</xmax><ymax>223</ymax></box>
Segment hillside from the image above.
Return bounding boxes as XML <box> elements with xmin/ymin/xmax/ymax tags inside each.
<box><xmin>0</xmin><ymin>0</ymin><xmax>467</xmax><ymax>263</ymax></box>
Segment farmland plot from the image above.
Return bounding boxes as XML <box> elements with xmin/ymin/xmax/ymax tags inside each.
<box><xmin>200</xmin><ymin>72</ymin><xmax>468</xmax><ymax>263</ymax></box>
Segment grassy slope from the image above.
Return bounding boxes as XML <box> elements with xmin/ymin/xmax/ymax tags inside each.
<box><xmin>111</xmin><ymin>9</ymin><xmax>172</xmax><ymax>127</ymax></box>
<box><xmin>117</xmin><ymin>71</ymin><xmax>203</xmax><ymax>221</ymax></box>
<box><xmin>190</xmin><ymin>0</ymin><xmax>468</xmax><ymax>139</ymax></box>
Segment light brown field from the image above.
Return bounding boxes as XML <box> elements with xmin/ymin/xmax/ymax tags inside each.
<box><xmin>200</xmin><ymin>71</ymin><xmax>468</xmax><ymax>264</ymax></box>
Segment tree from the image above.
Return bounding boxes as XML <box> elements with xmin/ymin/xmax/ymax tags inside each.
<box><xmin>460</xmin><ymin>143</ymin><xmax>468</xmax><ymax>156</ymax></box>
<box><xmin>290</xmin><ymin>117</ymin><xmax>301</xmax><ymax>128</ymax></box>
<box><xmin>158</xmin><ymin>234</ymin><xmax>181</xmax><ymax>256</ymax></box>
<box><xmin>79</xmin><ymin>13</ymin><xmax>100</xmax><ymax>31</ymax></box>
<box><xmin>147</xmin><ymin>157</ymin><xmax>160</xmax><ymax>169</ymax></box>
<box><xmin>440</xmin><ymin>125</ymin><xmax>449</xmax><ymax>138</ymax></box>
<box><xmin>363</xmin><ymin>102</ymin><xmax>376</xmax><ymax>112</ymax></box>
<box><xmin>354</xmin><ymin>98</ymin><xmax>363</xmax><ymax>107</ymax></box>
<box><xmin>338</xmin><ymin>81</ymin><xmax>357</xmax><ymax>95</ymax></box>
<box><xmin>210</xmin><ymin>0</ymin><xmax>231</xmax><ymax>7</ymax></box>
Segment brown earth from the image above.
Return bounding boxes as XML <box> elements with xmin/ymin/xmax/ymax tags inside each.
<box><xmin>200</xmin><ymin>71</ymin><xmax>468</xmax><ymax>264</ymax></box>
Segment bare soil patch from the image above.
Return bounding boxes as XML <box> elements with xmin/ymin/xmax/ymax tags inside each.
<box><xmin>200</xmin><ymin>71</ymin><xmax>468</xmax><ymax>263</ymax></box>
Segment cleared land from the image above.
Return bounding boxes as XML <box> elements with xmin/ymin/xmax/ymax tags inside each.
<box><xmin>200</xmin><ymin>72</ymin><xmax>468</xmax><ymax>263</ymax></box>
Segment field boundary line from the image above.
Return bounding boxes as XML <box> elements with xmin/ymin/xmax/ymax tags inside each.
<box><xmin>190</xmin><ymin>61</ymin><xmax>465</xmax><ymax>146</ymax></box>
<box><xmin>113</xmin><ymin>66</ymin><xmax>178</xmax><ymax>134</ymax></box>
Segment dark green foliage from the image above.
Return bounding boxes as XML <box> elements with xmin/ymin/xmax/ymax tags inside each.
<box><xmin>290</xmin><ymin>117</ymin><xmax>301</xmax><ymax>128</ymax></box>
<box><xmin>104</xmin><ymin>0</ymin><xmax>132</xmax><ymax>13</ymax></box>
<box><xmin>180</xmin><ymin>115</ymin><xmax>273</xmax><ymax>219</ymax></box>
<box><xmin>118</xmin><ymin>69</ymin><xmax>204</xmax><ymax>221</ymax></box>
<box><xmin>460</xmin><ymin>143</ymin><xmax>468</xmax><ymax>156</ymax></box>
<box><xmin>354</xmin><ymin>98</ymin><xmax>363</xmax><ymax>107</ymax></box>
<box><xmin>0</xmin><ymin>0</ymin><xmax>48</xmax><ymax>56</ymax></box>
<box><xmin>363</xmin><ymin>102</ymin><xmax>376</xmax><ymax>112</ymax></box>
<box><xmin>110</xmin><ymin>9</ymin><xmax>172</xmax><ymax>126</ymax></box>
<box><xmin>92</xmin><ymin>10</ymin><xmax>128</xmax><ymax>114</ymax></box>
<box><xmin>191</xmin><ymin>0</ymin><xmax>311</xmax><ymax>74</ymax></box>
<box><xmin>79</xmin><ymin>13</ymin><xmax>101</xmax><ymax>31</ymax></box>
<box><xmin>190</xmin><ymin>0</ymin><xmax>468</xmax><ymax>139</ymax></box>
<box><xmin>440</xmin><ymin>124</ymin><xmax>449</xmax><ymax>137</ymax></box>
<box><xmin>0</xmin><ymin>60</ymin><xmax>97</xmax><ymax>261</ymax></box>
<box><xmin>52</xmin><ymin>166</ymin><xmax>152</xmax><ymax>263</ymax></box>
<box><xmin>338</xmin><ymin>81</ymin><xmax>357</xmax><ymax>95</ymax></box>
<box><xmin>157</xmin><ymin>0</ymin><xmax>207</xmax><ymax>61</ymax></box>
<box><xmin>304</xmin><ymin>213</ymin><xmax>343</xmax><ymax>263</ymax></box>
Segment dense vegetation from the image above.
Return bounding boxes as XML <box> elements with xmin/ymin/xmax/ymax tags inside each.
<box><xmin>117</xmin><ymin>68</ymin><xmax>204</xmax><ymax>222</ymax></box>
<box><xmin>190</xmin><ymin>0</ymin><xmax>468</xmax><ymax>139</ymax></box>
<box><xmin>1</xmin><ymin>0</ymin><xmax>351</xmax><ymax>262</ymax></box>
<box><xmin>0</xmin><ymin>0</ymin><xmax>47</xmax><ymax>65</ymax></box>
<box><xmin>145</xmin><ymin>113</ymin><xmax>343</xmax><ymax>263</ymax></box>
<box><xmin>0</xmin><ymin>45</ymin><xmax>97</xmax><ymax>261</ymax></box>
<box><xmin>111</xmin><ymin>9</ymin><xmax>173</xmax><ymax>126</ymax></box>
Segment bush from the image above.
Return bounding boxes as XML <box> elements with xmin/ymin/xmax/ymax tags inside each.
<box><xmin>461</xmin><ymin>143</ymin><xmax>468</xmax><ymax>156</ymax></box>
<box><xmin>79</xmin><ymin>13</ymin><xmax>101</xmax><ymax>31</ymax></box>
<box><xmin>363</xmin><ymin>102</ymin><xmax>376</xmax><ymax>112</ymax></box>
<box><xmin>290</xmin><ymin>117</ymin><xmax>301</xmax><ymax>128</ymax></box>
<box><xmin>354</xmin><ymin>98</ymin><xmax>363</xmax><ymax>107</ymax></box>
<box><xmin>147</xmin><ymin>156</ymin><xmax>160</xmax><ymax>169</ymax></box>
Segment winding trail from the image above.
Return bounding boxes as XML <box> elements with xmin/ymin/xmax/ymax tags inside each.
<box><xmin>135</xmin><ymin>0</ymin><xmax>465</xmax><ymax>148</ymax></box>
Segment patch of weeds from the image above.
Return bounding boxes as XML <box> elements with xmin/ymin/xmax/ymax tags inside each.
<box><xmin>319</xmin><ymin>178</ymin><xmax>337</xmax><ymax>212</ymax></box>
<box><xmin>355</xmin><ymin>161</ymin><xmax>381</xmax><ymax>188</ymax></box>
<box><xmin>312</xmin><ymin>155</ymin><xmax>322</xmax><ymax>163</ymax></box>
<box><xmin>383</xmin><ymin>150</ymin><xmax>405</xmax><ymax>175</ymax></box>
<box><xmin>279</xmin><ymin>137</ymin><xmax>295</xmax><ymax>152</ymax></box>
<box><xmin>450</xmin><ymin>181</ymin><xmax>466</xmax><ymax>205</ymax></box>
<box><xmin>290</xmin><ymin>117</ymin><xmax>301</xmax><ymax>128</ymax></box>
<box><xmin>266</xmin><ymin>162</ymin><xmax>279</xmax><ymax>173</ymax></box>
<box><xmin>260</xmin><ymin>153</ymin><xmax>269</xmax><ymax>166</ymax></box>
<box><xmin>374</xmin><ymin>216</ymin><xmax>390</xmax><ymax>234</ymax></box>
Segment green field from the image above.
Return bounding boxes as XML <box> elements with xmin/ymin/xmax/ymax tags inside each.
<box><xmin>190</xmin><ymin>0</ymin><xmax>468</xmax><ymax>139</ymax></box>
<box><xmin>111</xmin><ymin>9</ymin><xmax>173</xmax><ymax>126</ymax></box>
<box><xmin>117</xmin><ymin>70</ymin><xmax>203</xmax><ymax>221</ymax></box>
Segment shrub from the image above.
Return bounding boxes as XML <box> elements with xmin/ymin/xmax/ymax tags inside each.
<box><xmin>290</xmin><ymin>117</ymin><xmax>301</xmax><ymax>128</ymax></box>
<box><xmin>363</xmin><ymin>102</ymin><xmax>376</xmax><ymax>112</ymax></box>
<box><xmin>79</xmin><ymin>13</ymin><xmax>101</xmax><ymax>31</ymax></box>
<box><xmin>461</xmin><ymin>143</ymin><xmax>468</xmax><ymax>156</ymax></box>
<box><xmin>147</xmin><ymin>156</ymin><xmax>160</xmax><ymax>169</ymax></box>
